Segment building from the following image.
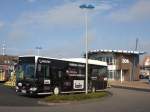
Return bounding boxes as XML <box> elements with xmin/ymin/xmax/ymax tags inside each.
<box><xmin>140</xmin><ymin>56</ymin><xmax>150</xmax><ymax>78</ymax></box>
<box><xmin>0</xmin><ymin>55</ymin><xmax>18</xmax><ymax>81</ymax></box>
<box><xmin>88</xmin><ymin>50</ymin><xmax>144</xmax><ymax>81</ymax></box>
<box><xmin>0</xmin><ymin>55</ymin><xmax>18</xmax><ymax>67</ymax></box>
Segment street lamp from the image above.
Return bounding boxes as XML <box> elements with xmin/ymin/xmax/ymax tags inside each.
<box><xmin>2</xmin><ymin>41</ymin><xmax>6</xmax><ymax>56</ymax></box>
<box><xmin>35</xmin><ymin>46</ymin><xmax>42</xmax><ymax>56</ymax></box>
<box><xmin>79</xmin><ymin>4</ymin><xmax>95</xmax><ymax>94</ymax></box>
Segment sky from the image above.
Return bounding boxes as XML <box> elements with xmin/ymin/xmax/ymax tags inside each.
<box><xmin>0</xmin><ymin>0</ymin><xmax>150</xmax><ymax>58</ymax></box>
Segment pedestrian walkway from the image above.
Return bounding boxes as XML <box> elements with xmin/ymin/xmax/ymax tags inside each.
<box><xmin>108</xmin><ymin>80</ymin><xmax>150</xmax><ymax>92</ymax></box>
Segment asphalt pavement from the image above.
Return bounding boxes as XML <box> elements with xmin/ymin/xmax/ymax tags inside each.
<box><xmin>0</xmin><ymin>84</ymin><xmax>44</xmax><ymax>106</ymax></box>
<box><xmin>0</xmin><ymin>83</ymin><xmax>150</xmax><ymax>112</ymax></box>
<box><xmin>109</xmin><ymin>80</ymin><xmax>150</xmax><ymax>92</ymax></box>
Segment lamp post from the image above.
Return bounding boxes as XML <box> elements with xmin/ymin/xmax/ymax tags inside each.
<box><xmin>2</xmin><ymin>41</ymin><xmax>6</xmax><ymax>56</ymax></box>
<box><xmin>79</xmin><ymin>4</ymin><xmax>94</xmax><ymax>94</ymax></box>
<box><xmin>35</xmin><ymin>46</ymin><xmax>42</xmax><ymax>56</ymax></box>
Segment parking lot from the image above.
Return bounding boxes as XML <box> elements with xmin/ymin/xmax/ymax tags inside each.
<box><xmin>0</xmin><ymin>83</ymin><xmax>150</xmax><ymax>112</ymax></box>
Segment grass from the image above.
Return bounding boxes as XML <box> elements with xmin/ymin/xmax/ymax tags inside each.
<box><xmin>44</xmin><ymin>91</ymin><xmax>107</xmax><ymax>103</ymax></box>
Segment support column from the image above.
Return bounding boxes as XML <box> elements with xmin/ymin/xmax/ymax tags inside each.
<box><xmin>121</xmin><ymin>69</ymin><xmax>123</xmax><ymax>83</ymax></box>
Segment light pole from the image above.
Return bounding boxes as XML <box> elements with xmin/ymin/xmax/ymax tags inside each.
<box><xmin>2</xmin><ymin>41</ymin><xmax>6</xmax><ymax>56</ymax></box>
<box><xmin>79</xmin><ymin>4</ymin><xmax>94</xmax><ymax>94</ymax></box>
<box><xmin>35</xmin><ymin>46</ymin><xmax>42</xmax><ymax>56</ymax></box>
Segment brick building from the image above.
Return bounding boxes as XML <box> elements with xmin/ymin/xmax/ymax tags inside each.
<box><xmin>88</xmin><ymin>50</ymin><xmax>144</xmax><ymax>81</ymax></box>
<box><xmin>0</xmin><ymin>55</ymin><xmax>18</xmax><ymax>81</ymax></box>
<box><xmin>0</xmin><ymin>55</ymin><xmax>18</xmax><ymax>65</ymax></box>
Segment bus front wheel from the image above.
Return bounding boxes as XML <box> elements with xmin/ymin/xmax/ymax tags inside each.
<box><xmin>53</xmin><ymin>87</ymin><xmax>60</xmax><ymax>95</ymax></box>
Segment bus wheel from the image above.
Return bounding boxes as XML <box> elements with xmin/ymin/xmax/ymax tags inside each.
<box><xmin>91</xmin><ymin>86</ymin><xmax>96</xmax><ymax>93</ymax></box>
<box><xmin>53</xmin><ymin>87</ymin><xmax>60</xmax><ymax>95</ymax></box>
<box><xmin>16</xmin><ymin>90</ymin><xmax>19</xmax><ymax>95</ymax></box>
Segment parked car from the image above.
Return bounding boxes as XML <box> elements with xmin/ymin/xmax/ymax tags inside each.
<box><xmin>139</xmin><ymin>74</ymin><xmax>149</xmax><ymax>79</ymax></box>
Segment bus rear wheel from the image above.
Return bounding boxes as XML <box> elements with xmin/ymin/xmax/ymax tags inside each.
<box><xmin>53</xmin><ymin>87</ymin><xmax>60</xmax><ymax>95</ymax></box>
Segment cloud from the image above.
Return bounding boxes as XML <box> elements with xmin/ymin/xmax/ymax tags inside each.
<box><xmin>7</xmin><ymin>0</ymin><xmax>114</xmax><ymax>56</ymax></box>
<box><xmin>8</xmin><ymin>2</ymin><xmax>85</xmax><ymax>55</ymax></box>
<box><xmin>109</xmin><ymin>0</ymin><xmax>150</xmax><ymax>22</ymax></box>
<box><xmin>95</xmin><ymin>3</ymin><xmax>113</xmax><ymax>11</ymax></box>
<box><xmin>41</xmin><ymin>40</ymin><xmax>83</xmax><ymax>58</ymax></box>
<box><xmin>12</xmin><ymin>2</ymin><xmax>84</xmax><ymax>27</ymax></box>
<box><xmin>9</xmin><ymin>0</ymin><xmax>114</xmax><ymax>39</ymax></box>
<box><xmin>0</xmin><ymin>21</ymin><xmax>4</xmax><ymax>29</ymax></box>
<box><xmin>26</xmin><ymin>0</ymin><xmax>36</xmax><ymax>3</ymax></box>
<box><xmin>9</xmin><ymin>29</ymin><xmax>27</xmax><ymax>41</ymax></box>
<box><xmin>12</xmin><ymin>0</ymin><xmax>114</xmax><ymax>27</ymax></box>
<box><xmin>7</xmin><ymin>2</ymin><xmax>81</xmax><ymax>42</ymax></box>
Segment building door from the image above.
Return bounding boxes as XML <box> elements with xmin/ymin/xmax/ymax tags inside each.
<box><xmin>123</xmin><ymin>70</ymin><xmax>129</xmax><ymax>81</ymax></box>
<box><xmin>121</xmin><ymin>70</ymin><xmax>129</xmax><ymax>82</ymax></box>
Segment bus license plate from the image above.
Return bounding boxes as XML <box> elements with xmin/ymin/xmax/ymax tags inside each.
<box><xmin>21</xmin><ymin>90</ymin><xmax>26</xmax><ymax>93</ymax></box>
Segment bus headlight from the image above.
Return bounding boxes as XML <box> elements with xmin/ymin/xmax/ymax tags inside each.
<box><xmin>30</xmin><ymin>87</ymin><xmax>37</xmax><ymax>91</ymax></box>
<box><xmin>18</xmin><ymin>83</ymin><xmax>22</xmax><ymax>87</ymax></box>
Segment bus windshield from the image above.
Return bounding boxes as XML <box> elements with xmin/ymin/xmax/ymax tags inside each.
<box><xmin>16</xmin><ymin>63</ymin><xmax>35</xmax><ymax>79</ymax></box>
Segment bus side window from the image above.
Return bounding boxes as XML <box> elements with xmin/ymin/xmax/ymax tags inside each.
<box><xmin>79</xmin><ymin>68</ymin><xmax>84</xmax><ymax>75</ymax></box>
<box><xmin>51</xmin><ymin>67</ymin><xmax>57</xmax><ymax>79</ymax></box>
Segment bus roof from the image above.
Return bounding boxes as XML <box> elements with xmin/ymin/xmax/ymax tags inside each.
<box><xmin>62</xmin><ymin>58</ymin><xmax>107</xmax><ymax>66</ymax></box>
<box><xmin>19</xmin><ymin>55</ymin><xmax>107</xmax><ymax>66</ymax></box>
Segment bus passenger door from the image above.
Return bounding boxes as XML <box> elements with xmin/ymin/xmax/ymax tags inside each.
<box><xmin>38</xmin><ymin>64</ymin><xmax>51</xmax><ymax>91</ymax></box>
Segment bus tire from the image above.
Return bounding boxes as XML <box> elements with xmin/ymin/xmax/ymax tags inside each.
<box><xmin>16</xmin><ymin>90</ymin><xmax>19</xmax><ymax>95</ymax></box>
<box><xmin>53</xmin><ymin>87</ymin><xmax>60</xmax><ymax>95</ymax></box>
<box><xmin>91</xmin><ymin>86</ymin><xmax>96</xmax><ymax>93</ymax></box>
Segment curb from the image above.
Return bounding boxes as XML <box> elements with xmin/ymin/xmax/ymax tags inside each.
<box><xmin>38</xmin><ymin>101</ymin><xmax>71</xmax><ymax>106</ymax></box>
<box><xmin>111</xmin><ymin>85</ymin><xmax>150</xmax><ymax>92</ymax></box>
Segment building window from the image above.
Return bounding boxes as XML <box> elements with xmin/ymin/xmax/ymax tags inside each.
<box><xmin>98</xmin><ymin>57</ymin><xmax>103</xmax><ymax>61</ymax></box>
<box><xmin>108</xmin><ymin>70</ymin><xmax>113</xmax><ymax>79</ymax></box>
<box><xmin>92</xmin><ymin>56</ymin><xmax>116</xmax><ymax>65</ymax></box>
<box><xmin>112</xmin><ymin>58</ymin><xmax>116</xmax><ymax>65</ymax></box>
<box><xmin>106</xmin><ymin>57</ymin><xmax>115</xmax><ymax>65</ymax></box>
<box><xmin>114</xmin><ymin>70</ymin><xmax>120</xmax><ymax>80</ymax></box>
<box><xmin>106</xmin><ymin>57</ymin><xmax>109</xmax><ymax>64</ymax></box>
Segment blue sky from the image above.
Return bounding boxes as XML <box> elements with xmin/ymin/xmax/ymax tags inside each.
<box><xmin>0</xmin><ymin>0</ymin><xmax>150</xmax><ymax>58</ymax></box>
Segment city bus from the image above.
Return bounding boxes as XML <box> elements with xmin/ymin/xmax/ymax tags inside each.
<box><xmin>16</xmin><ymin>56</ymin><xmax>108</xmax><ymax>96</ymax></box>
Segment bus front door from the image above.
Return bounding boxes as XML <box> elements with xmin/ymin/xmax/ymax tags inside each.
<box><xmin>38</xmin><ymin>64</ymin><xmax>51</xmax><ymax>93</ymax></box>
